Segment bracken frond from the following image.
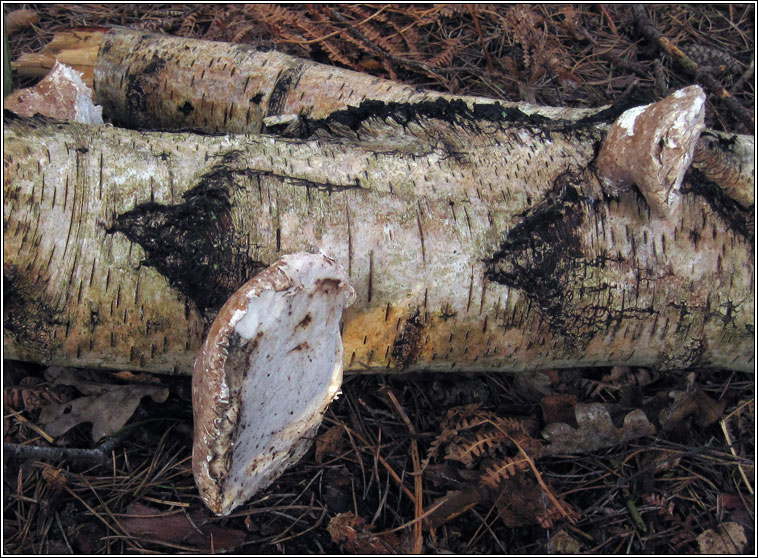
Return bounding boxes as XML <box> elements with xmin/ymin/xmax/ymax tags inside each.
<box><xmin>536</xmin><ymin>499</ymin><xmax>578</xmax><ymax>528</ymax></box>
<box><xmin>480</xmin><ymin>456</ymin><xmax>531</xmax><ymax>488</ymax></box>
<box><xmin>426</xmin><ymin>404</ymin><xmax>542</xmax><ymax>468</ymax></box>
<box><xmin>445</xmin><ymin>429</ymin><xmax>507</xmax><ymax>466</ymax></box>
<box><xmin>429</xmin><ymin>37</ymin><xmax>466</xmax><ymax>68</ymax></box>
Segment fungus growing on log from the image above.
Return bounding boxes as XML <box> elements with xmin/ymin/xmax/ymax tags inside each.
<box><xmin>597</xmin><ymin>85</ymin><xmax>706</xmax><ymax>217</ymax></box>
<box><xmin>192</xmin><ymin>253</ymin><xmax>355</xmax><ymax>515</ymax></box>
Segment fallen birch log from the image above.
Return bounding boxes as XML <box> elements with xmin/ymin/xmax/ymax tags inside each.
<box><xmin>12</xmin><ymin>28</ymin><xmax>754</xmax><ymax>210</ymax></box>
<box><xmin>12</xmin><ymin>28</ymin><xmax>606</xmax><ymax>131</ymax></box>
<box><xmin>4</xmin><ymin>86</ymin><xmax>753</xmax><ymax>374</ymax></box>
<box><xmin>6</xmin><ymin>28</ymin><xmax>754</xmax><ymax>517</ymax></box>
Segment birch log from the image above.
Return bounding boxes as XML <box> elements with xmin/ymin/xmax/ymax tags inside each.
<box><xmin>13</xmin><ymin>28</ymin><xmax>605</xmax><ymax>131</ymax></box>
<box><xmin>4</xmin><ymin>96</ymin><xmax>753</xmax><ymax>374</ymax></box>
<box><xmin>5</xmin><ymin>29</ymin><xmax>755</xmax><ymax>375</ymax></box>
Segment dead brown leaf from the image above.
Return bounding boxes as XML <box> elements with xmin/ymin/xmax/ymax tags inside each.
<box><xmin>315</xmin><ymin>424</ymin><xmax>346</xmax><ymax>464</ymax></box>
<box><xmin>39</xmin><ymin>368</ymin><xmax>168</xmax><ymax>441</ymax></box>
<box><xmin>549</xmin><ymin>529</ymin><xmax>583</xmax><ymax>554</ymax></box>
<box><xmin>696</xmin><ymin>521</ymin><xmax>746</xmax><ymax>554</ymax></box>
<box><xmin>639</xmin><ymin>449</ymin><xmax>682</xmax><ymax>473</ymax></box>
<box><xmin>119</xmin><ymin>503</ymin><xmax>245</xmax><ymax>552</ymax></box>
<box><xmin>661</xmin><ymin>388</ymin><xmax>727</xmax><ymax>432</ymax></box>
<box><xmin>541</xmin><ymin>403</ymin><xmax>655</xmax><ymax>455</ymax></box>
<box><xmin>540</xmin><ymin>394</ymin><xmax>577</xmax><ymax>425</ymax></box>
<box><xmin>43</xmin><ymin>366</ymin><xmax>112</xmax><ymax>395</ymax></box>
<box><xmin>493</xmin><ymin>471</ymin><xmax>550</xmax><ymax>527</ymax></box>
<box><xmin>425</xmin><ymin>485</ymin><xmax>483</xmax><ymax>529</ymax></box>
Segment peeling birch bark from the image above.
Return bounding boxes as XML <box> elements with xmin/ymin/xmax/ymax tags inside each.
<box><xmin>4</xmin><ymin>86</ymin><xmax>754</xmax><ymax>374</ymax></box>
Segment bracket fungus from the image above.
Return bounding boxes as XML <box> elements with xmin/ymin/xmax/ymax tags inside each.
<box><xmin>597</xmin><ymin>85</ymin><xmax>706</xmax><ymax>218</ymax></box>
<box><xmin>192</xmin><ymin>253</ymin><xmax>355</xmax><ymax>515</ymax></box>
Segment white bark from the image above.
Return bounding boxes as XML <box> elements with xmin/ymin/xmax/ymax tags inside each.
<box><xmin>4</xmin><ymin>96</ymin><xmax>753</xmax><ymax>374</ymax></box>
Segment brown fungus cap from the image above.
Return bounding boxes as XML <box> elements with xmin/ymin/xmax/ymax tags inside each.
<box><xmin>596</xmin><ymin>85</ymin><xmax>705</xmax><ymax>218</ymax></box>
<box><xmin>192</xmin><ymin>253</ymin><xmax>355</xmax><ymax>515</ymax></box>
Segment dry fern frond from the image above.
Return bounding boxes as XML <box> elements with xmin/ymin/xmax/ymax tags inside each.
<box><xmin>246</xmin><ymin>4</ymin><xmax>299</xmax><ymax>33</ymax></box>
<box><xmin>177</xmin><ymin>11</ymin><xmax>198</xmax><ymax>37</ymax></box>
<box><xmin>423</xmin><ymin>407</ymin><xmax>473</xmax><ymax>467</ymax></box>
<box><xmin>4</xmin><ymin>386</ymin><xmax>70</xmax><ymax>413</ymax></box>
<box><xmin>537</xmin><ymin>508</ymin><xmax>560</xmax><ymax>529</ymax></box>
<box><xmin>445</xmin><ymin>430</ymin><xmax>507</xmax><ymax>467</ymax></box>
<box><xmin>429</xmin><ymin>37</ymin><xmax>466</xmax><ymax>68</ymax></box>
<box><xmin>580</xmin><ymin>366</ymin><xmax>662</xmax><ymax>399</ymax></box>
<box><xmin>480</xmin><ymin>456</ymin><xmax>531</xmax><ymax>488</ymax></box>
<box><xmin>535</xmin><ymin>486</ymin><xmax>580</xmax><ymax>529</ymax></box>
<box><xmin>436</xmin><ymin>5</ymin><xmax>471</xmax><ymax>19</ymax></box>
<box><xmin>422</xmin><ymin>403</ymin><xmax>485</xmax><ymax>469</ymax></box>
<box><xmin>446</xmin><ymin>402</ymin><xmax>483</xmax><ymax>419</ymax></box>
<box><xmin>320</xmin><ymin>38</ymin><xmax>356</xmax><ymax>69</ymax></box>
<box><xmin>424</xmin><ymin>402</ymin><xmax>541</xmax><ymax>476</ymax></box>
<box><xmin>342</xmin><ymin>5</ymin><xmax>406</xmax><ymax>54</ymax></box>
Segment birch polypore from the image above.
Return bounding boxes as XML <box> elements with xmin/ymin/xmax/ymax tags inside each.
<box><xmin>597</xmin><ymin>86</ymin><xmax>706</xmax><ymax>218</ymax></box>
<box><xmin>192</xmin><ymin>253</ymin><xmax>354</xmax><ymax>515</ymax></box>
<box><xmin>3</xmin><ymin>89</ymin><xmax>754</xmax><ymax>375</ymax></box>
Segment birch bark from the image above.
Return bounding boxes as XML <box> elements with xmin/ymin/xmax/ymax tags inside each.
<box><xmin>91</xmin><ymin>28</ymin><xmax>603</xmax><ymax>133</ymax></box>
<box><xmin>4</xmin><ymin>100</ymin><xmax>753</xmax><ymax>374</ymax></box>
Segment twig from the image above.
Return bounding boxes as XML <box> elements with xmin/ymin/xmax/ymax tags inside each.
<box><xmin>467</xmin><ymin>5</ymin><xmax>495</xmax><ymax>74</ymax></box>
<box><xmin>14</xmin><ymin>414</ymin><xmax>55</xmax><ymax>443</ymax></box>
<box><xmin>331</xmin><ymin>420</ymin><xmax>417</xmax><ymax>503</ymax></box>
<box><xmin>732</xmin><ymin>56</ymin><xmax>755</xmax><ymax>93</ymax></box>
<box><xmin>632</xmin><ymin>5</ymin><xmax>754</xmax><ymax>129</ymax></box>
<box><xmin>720</xmin><ymin>398</ymin><xmax>754</xmax><ymax>495</ymax></box>
<box><xmin>385</xmin><ymin>388</ymin><xmax>424</xmax><ymax>554</ymax></box>
<box><xmin>4</xmin><ymin>426</ymin><xmax>132</xmax><ymax>465</ymax></box>
<box><xmin>4</xmin><ymin>409</ymin><xmax>147</xmax><ymax>465</ymax></box>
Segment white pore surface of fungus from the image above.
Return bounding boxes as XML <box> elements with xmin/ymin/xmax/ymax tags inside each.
<box><xmin>192</xmin><ymin>253</ymin><xmax>354</xmax><ymax>515</ymax></box>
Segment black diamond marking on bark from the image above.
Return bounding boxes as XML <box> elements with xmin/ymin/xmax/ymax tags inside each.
<box><xmin>107</xmin><ymin>157</ymin><xmax>264</xmax><ymax>316</ymax></box>
<box><xmin>3</xmin><ymin>266</ymin><xmax>59</xmax><ymax>359</ymax></box>
<box><xmin>484</xmin><ymin>171</ymin><xmax>662</xmax><ymax>351</ymax></box>
<box><xmin>484</xmin><ymin>171</ymin><xmax>589</xmax><ymax>348</ymax></box>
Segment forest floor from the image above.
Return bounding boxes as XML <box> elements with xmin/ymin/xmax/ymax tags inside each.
<box><xmin>3</xmin><ymin>4</ymin><xmax>755</xmax><ymax>554</ymax></box>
